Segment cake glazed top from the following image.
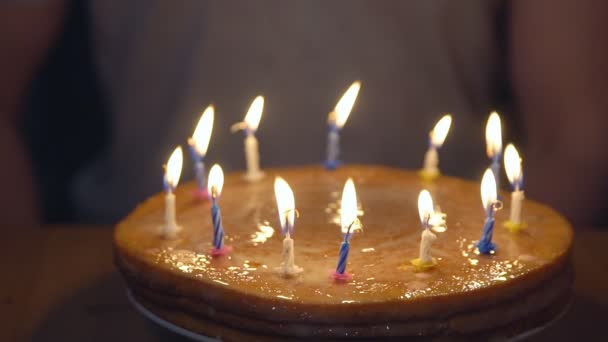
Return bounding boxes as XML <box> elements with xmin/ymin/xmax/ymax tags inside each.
<box><xmin>116</xmin><ymin>165</ymin><xmax>572</xmax><ymax>317</ymax></box>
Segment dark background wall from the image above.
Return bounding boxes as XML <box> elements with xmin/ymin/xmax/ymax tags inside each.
<box><xmin>23</xmin><ymin>1</ymin><xmax>108</xmax><ymax>222</ymax></box>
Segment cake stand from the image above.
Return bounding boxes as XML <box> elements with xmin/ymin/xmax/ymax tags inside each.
<box><xmin>127</xmin><ymin>290</ymin><xmax>217</xmax><ymax>342</ymax></box>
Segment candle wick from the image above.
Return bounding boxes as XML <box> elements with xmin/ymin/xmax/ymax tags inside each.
<box><xmin>327</xmin><ymin>111</ymin><xmax>337</xmax><ymax>125</ymax></box>
<box><xmin>230</xmin><ymin>121</ymin><xmax>247</xmax><ymax>133</ymax></box>
<box><xmin>283</xmin><ymin>211</ymin><xmax>290</xmax><ymax>235</ymax></box>
<box><xmin>344</xmin><ymin>220</ymin><xmax>356</xmax><ymax>241</ymax></box>
<box><xmin>424</xmin><ymin>214</ymin><xmax>431</xmax><ymax>229</ymax></box>
<box><xmin>347</xmin><ymin>221</ymin><xmax>354</xmax><ymax>235</ymax></box>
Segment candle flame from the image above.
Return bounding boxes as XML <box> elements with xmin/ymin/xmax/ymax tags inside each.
<box><xmin>430</xmin><ymin>114</ymin><xmax>452</xmax><ymax>147</ymax></box>
<box><xmin>333</xmin><ymin>81</ymin><xmax>361</xmax><ymax>128</ymax></box>
<box><xmin>418</xmin><ymin>190</ymin><xmax>434</xmax><ymax>225</ymax></box>
<box><xmin>190</xmin><ymin>105</ymin><xmax>214</xmax><ymax>155</ymax></box>
<box><xmin>274</xmin><ymin>177</ymin><xmax>295</xmax><ymax>234</ymax></box>
<box><xmin>340</xmin><ymin>178</ymin><xmax>360</xmax><ymax>234</ymax></box>
<box><xmin>165</xmin><ymin>146</ymin><xmax>183</xmax><ymax>188</ymax></box>
<box><xmin>504</xmin><ymin>143</ymin><xmax>523</xmax><ymax>187</ymax></box>
<box><xmin>485</xmin><ymin>111</ymin><xmax>502</xmax><ymax>158</ymax></box>
<box><xmin>244</xmin><ymin>96</ymin><xmax>264</xmax><ymax>131</ymax></box>
<box><xmin>418</xmin><ymin>190</ymin><xmax>447</xmax><ymax>232</ymax></box>
<box><xmin>481</xmin><ymin>168</ymin><xmax>497</xmax><ymax>210</ymax></box>
<box><xmin>251</xmin><ymin>223</ymin><xmax>275</xmax><ymax>244</ymax></box>
<box><xmin>207</xmin><ymin>164</ymin><xmax>225</xmax><ymax>197</ymax></box>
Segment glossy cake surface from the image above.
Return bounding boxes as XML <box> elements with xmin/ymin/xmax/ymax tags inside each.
<box><xmin>115</xmin><ymin>165</ymin><xmax>573</xmax><ymax>340</ymax></box>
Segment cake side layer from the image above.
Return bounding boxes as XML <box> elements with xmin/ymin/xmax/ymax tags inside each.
<box><xmin>125</xmin><ymin>265</ymin><xmax>572</xmax><ymax>340</ymax></box>
<box><xmin>115</xmin><ymin>244</ymin><xmax>571</xmax><ymax>324</ymax></box>
<box><xmin>115</xmin><ymin>165</ymin><xmax>573</xmax><ymax>327</ymax></box>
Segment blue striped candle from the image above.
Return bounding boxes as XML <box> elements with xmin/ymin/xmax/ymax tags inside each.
<box><xmin>476</xmin><ymin>208</ymin><xmax>496</xmax><ymax>254</ymax></box>
<box><xmin>490</xmin><ymin>153</ymin><xmax>501</xmax><ymax>191</ymax></box>
<box><xmin>335</xmin><ymin>236</ymin><xmax>350</xmax><ymax>274</ymax></box>
<box><xmin>332</xmin><ymin>178</ymin><xmax>359</xmax><ymax>281</ymax></box>
<box><xmin>335</xmin><ymin>224</ymin><xmax>353</xmax><ymax>274</ymax></box>
<box><xmin>211</xmin><ymin>197</ymin><xmax>224</xmax><ymax>249</ymax></box>
<box><xmin>190</xmin><ymin>147</ymin><xmax>207</xmax><ymax>191</ymax></box>
<box><xmin>324</xmin><ymin>123</ymin><xmax>341</xmax><ymax>170</ymax></box>
<box><xmin>476</xmin><ymin>169</ymin><xmax>499</xmax><ymax>254</ymax></box>
<box><xmin>324</xmin><ymin>81</ymin><xmax>360</xmax><ymax>170</ymax></box>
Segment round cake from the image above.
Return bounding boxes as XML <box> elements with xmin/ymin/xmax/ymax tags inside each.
<box><xmin>115</xmin><ymin>165</ymin><xmax>573</xmax><ymax>341</ymax></box>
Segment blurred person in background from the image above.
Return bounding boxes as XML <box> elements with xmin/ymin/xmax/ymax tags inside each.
<box><xmin>1</xmin><ymin>0</ymin><xmax>606</xmax><ymax>226</ymax></box>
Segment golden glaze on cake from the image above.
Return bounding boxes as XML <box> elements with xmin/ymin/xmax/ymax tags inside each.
<box><xmin>115</xmin><ymin>165</ymin><xmax>573</xmax><ymax>340</ymax></box>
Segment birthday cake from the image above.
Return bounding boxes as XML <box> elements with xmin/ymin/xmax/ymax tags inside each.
<box><xmin>114</xmin><ymin>165</ymin><xmax>573</xmax><ymax>340</ymax></box>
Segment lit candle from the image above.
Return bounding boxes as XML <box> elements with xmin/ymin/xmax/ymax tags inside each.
<box><xmin>332</xmin><ymin>178</ymin><xmax>361</xmax><ymax>282</ymax></box>
<box><xmin>324</xmin><ymin>81</ymin><xmax>361</xmax><ymax>170</ymax></box>
<box><xmin>207</xmin><ymin>164</ymin><xmax>232</xmax><ymax>256</ymax></box>
<box><xmin>410</xmin><ymin>190</ymin><xmax>448</xmax><ymax>271</ymax></box>
<box><xmin>476</xmin><ymin>169</ymin><xmax>502</xmax><ymax>255</ymax></box>
<box><xmin>188</xmin><ymin>105</ymin><xmax>214</xmax><ymax>199</ymax></box>
<box><xmin>274</xmin><ymin>177</ymin><xmax>303</xmax><ymax>276</ymax></box>
<box><xmin>231</xmin><ymin>96</ymin><xmax>264</xmax><ymax>181</ymax></box>
<box><xmin>485</xmin><ymin>112</ymin><xmax>503</xmax><ymax>189</ymax></box>
<box><xmin>162</xmin><ymin>146</ymin><xmax>183</xmax><ymax>239</ymax></box>
<box><xmin>504</xmin><ymin>143</ymin><xmax>526</xmax><ymax>232</ymax></box>
<box><xmin>420</xmin><ymin>114</ymin><xmax>452</xmax><ymax>180</ymax></box>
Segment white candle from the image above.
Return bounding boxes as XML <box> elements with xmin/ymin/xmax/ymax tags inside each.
<box><xmin>419</xmin><ymin>228</ymin><xmax>437</xmax><ymax>264</ymax></box>
<box><xmin>232</xmin><ymin>96</ymin><xmax>264</xmax><ymax>181</ymax></box>
<box><xmin>281</xmin><ymin>233</ymin><xmax>300</xmax><ymax>274</ymax></box>
<box><xmin>162</xmin><ymin>147</ymin><xmax>183</xmax><ymax>238</ymax></box>
<box><xmin>504</xmin><ymin>144</ymin><xmax>525</xmax><ymax>226</ymax></box>
<box><xmin>245</xmin><ymin>133</ymin><xmax>261</xmax><ymax>179</ymax></box>
<box><xmin>274</xmin><ymin>177</ymin><xmax>303</xmax><ymax>276</ymax></box>
<box><xmin>510</xmin><ymin>190</ymin><xmax>525</xmax><ymax>224</ymax></box>
<box><xmin>413</xmin><ymin>190</ymin><xmax>447</xmax><ymax>269</ymax></box>
<box><xmin>164</xmin><ymin>192</ymin><xmax>179</xmax><ymax>238</ymax></box>
<box><xmin>422</xmin><ymin>147</ymin><xmax>439</xmax><ymax>175</ymax></box>
<box><xmin>422</xmin><ymin>114</ymin><xmax>452</xmax><ymax>177</ymax></box>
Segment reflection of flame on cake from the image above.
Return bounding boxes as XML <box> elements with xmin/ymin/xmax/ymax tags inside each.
<box><xmin>251</xmin><ymin>222</ymin><xmax>275</xmax><ymax>245</ymax></box>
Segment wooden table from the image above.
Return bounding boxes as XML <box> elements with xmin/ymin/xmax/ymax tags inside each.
<box><xmin>2</xmin><ymin>226</ymin><xmax>607</xmax><ymax>341</ymax></box>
